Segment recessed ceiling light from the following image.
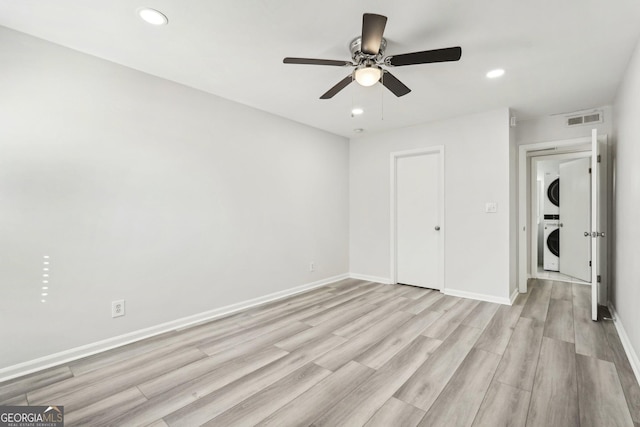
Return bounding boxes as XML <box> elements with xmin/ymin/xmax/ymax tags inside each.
<box><xmin>486</xmin><ymin>69</ymin><xmax>505</xmax><ymax>79</ymax></box>
<box><xmin>137</xmin><ymin>8</ymin><xmax>168</xmax><ymax>26</ymax></box>
<box><xmin>353</xmin><ymin>128</ymin><xmax>364</xmax><ymax>133</ymax></box>
<box><xmin>351</xmin><ymin>108</ymin><xmax>364</xmax><ymax>116</ymax></box>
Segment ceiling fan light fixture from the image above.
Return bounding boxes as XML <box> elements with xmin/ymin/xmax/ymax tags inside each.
<box><xmin>355</xmin><ymin>65</ymin><xmax>382</xmax><ymax>87</ymax></box>
<box><xmin>137</xmin><ymin>8</ymin><xmax>168</xmax><ymax>25</ymax></box>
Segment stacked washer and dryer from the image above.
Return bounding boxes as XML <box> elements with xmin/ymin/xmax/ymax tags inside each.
<box><xmin>543</xmin><ymin>175</ymin><xmax>560</xmax><ymax>271</ymax></box>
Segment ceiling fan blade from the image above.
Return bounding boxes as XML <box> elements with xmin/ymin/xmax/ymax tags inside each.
<box><xmin>381</xmin><ymin>71</ymin><xmax>411</xmax><ymax>97</ymax></box>
<box><xmin>283</xmin><ymin>57</ymin><xmax>354</xmax><ymax>66</ymax></box>
<box><xmin>320</xmin><ymin>75</ymin><xmax>353</xmax><ymax>99</ymax></box>
<box><xmin>361</xmin><ymin>13</ymin><xmax>387</xmax><ymax>55</ymax></box>
<box><xmin>386</xmin><ymin>46</ymin><xmax>462</xmax><ymax>67</ymax></box>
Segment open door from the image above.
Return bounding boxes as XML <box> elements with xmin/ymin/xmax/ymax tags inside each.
<box><xmin>559</xmin><ymin>157</ymin><xmax>591</xmax><ymax>282</ymax></box>
<box><xmin>591</xmin><ymin>129</ymin><xmax>607</xmax><ymax>321</ymax></box>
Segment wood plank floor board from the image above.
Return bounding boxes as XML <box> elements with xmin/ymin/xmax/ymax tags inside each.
<box><xmin>494</xmin><ymin>317</ymin><xmax>544</xmax><ymax>392</ymax></box>
<box><xmin>603</xmin><ymin>320</ymin><xmax>640</xmax><ymax>423</ymax></box>
<box><xmin>551</xmin><ymin>281</ymin><xmax>573</xmax><ymax>301</ymax></box>
<box><xmin>402</xmin><ymin>291</ymin><xmax>445</xmax><ymax>315</ymax></box>
<box><xmin>27</xmin><ymin>344</ymin><xmax>205</xmax><ymax>404</ymax></box>
<box><xmin>273</xmin><ymin>304</ymin><xmax>376</xmax><ymax>351</ymax></box>
<box><xmin>576</xmin><ymin>353</ymin><xmax>634</xmax><ymax>427</ymax></box>
<box><xmin>395</xmin><ymin>324</ymin><xmax>483</xmax><ymax>412</ymax></box>
<box><xmin>138</xmin><ymin>343</ymin><xmax>289</xmax><ymax>399</ymax></box>
<box><xmin>109</xmin><ymin>346</ymin><xmax>290</xmax><ymax>425</ymax></box>
<box><xmin>4</xmin><ymin>278</ymin><xmax>640</xmax><ymax>426</ymax></box>
<box><xmin>64</xmin><ymin>386</ymin><xmax>147</xmax><ymax>427</ymax></box>
<box><xmin>418</xmin><ymin>348</ymin><xmax>501</xmax><ymax>427</ymax></box>
<box><xmin>199</xmin><ymin>307</ymin><xmax>325</xmax><ymax>354</ymax></box>
<box><xmin>421</xmin><ymin>315</ymin><xmax>461</xmax><ymax>341</ymax></box>
<box><xmin>526</xmin><ymin>337</ymin><xmax>579</xmax><ymax>427</ymax></box>
<box><xmin>544</xmin><ymin>298</ymin><xmax>575</xmax><ymax>343</ymax></box>
<box><xmin>315</xmin><ymin>310</ymin><xmax>414</xmax><ymax>371</ymax></box>
<box><xmin>572</xmin><ymin>283</ymin><xmax>591</xmax><ymax>311</ymax></box>
<box><xmin>520</xmin><ymin>281</ymin><xmax>552</xmax><ymax>321</ymax></box>
<box><xmin>426</xmin><ymin>295</ymin><xmax>463</xmax><ymax>312</ymax></box>
<box><xmin>0</xmin><ymin>365</ymin><xmax>73</xmax><ymax>403</ymax></box>
<box><xmin>471</xmin><ymin>381</ymin><xmax>531</xmax><ymax>427</ymax></box>
<box><xmin>574</xmin><ymin>305</ymin><xmax>613</xmax><ymax>362</ymax></box>
<box><xmin>435</xmin><ymin>298</ymin><xmax>481</xmax><ymax>325</ymax></box>
<box><xmin>29</xmin><ymin>347</ymin><xmax>207</xmax><ymax>412</ymax></box>
<box><xmin>162</xmin><ymin>334</ymin><xmax>346</xmax><ymax>427</ymax></box>
<box><xmin>461</xmin><ymin>301</ymin><xmax>500</xmax><ymax>330</ymax></box>
<box><xmin>198</xmin><ymin>320</ymin><xmax>308</xmax><ymax>358</ymax></box>
<box><xmin>301</xmin><ymin>292</ymin><xmax>380</xmax><ymax>327</ymax></box>
<box><xmin>400</xmin><ymin>286</ymin><xmax>433</xmax><ymax>300</ymax></box>
<box><xmin>356</xmin><ymin>309</ymin><xmax>442</xmax><ymax>369</ymax></box>
<box><xmin>257</xmin><ymin>361</ymin><xmax>375</xmax><ymax>427</ymax></box>
<box><xmin>68</xmin><ymin>330</ymin><xmax>181</xmax><ymax>376</ymax></box>
<box><xmin>204</xmin><ymin>362</ymin><xmax>331</xmax><ymax>426</ymax></box>
<box><xmin>364</xmin><ymin>397</ymin><xmax>426</xmax><ymax>427</ymax></box>
<box><xmin>1</xmin><ymin>394</ymin><xmax>28</xmax><ymax>406</ymax></box>
<box><xmin>332</xmin><ymin>296</ymin><xmax>412</xmax><ymax>339</ymax></box>
<box><xmin>474</xmin><ymin>305</ymin><xmax>521</xmax><ymax>356</ymax></box>
<box><xmin>312</xmin><ymin>335</ymin><xmax>441</xmax><ymax>426</ymax></box>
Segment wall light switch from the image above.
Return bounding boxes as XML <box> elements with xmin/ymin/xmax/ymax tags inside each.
<box><xmin>485</xmin><ymin>202</ymin><xmax>497</xmax><ymax>213</ymax></box>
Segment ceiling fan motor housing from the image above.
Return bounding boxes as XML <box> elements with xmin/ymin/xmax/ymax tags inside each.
<box><xmin>350</xmin><ymin>36</ymin><xmax>387</xmax><ymax>64</ymax></box>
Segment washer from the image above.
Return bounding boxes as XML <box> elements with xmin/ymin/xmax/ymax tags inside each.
<box><xmin>544</xmin><ymin>175</ymin><xmax>560</xmax><ymax>215</ymax></box>
<box><xmin>543</xmin><ymin>221</ymin><xmax>560</xmax><ymax>271</ymax></box>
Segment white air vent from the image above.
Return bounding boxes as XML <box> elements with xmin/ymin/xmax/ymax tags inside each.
<box><xmin>566</xmin><ymin>111</ymin><xmax>602</xmax><ymax>127</ymax></box>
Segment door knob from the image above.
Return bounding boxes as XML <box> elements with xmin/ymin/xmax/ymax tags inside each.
<box><xmin>434</xmin><ymin>226</ymin><xmax>440</xmax><ymax>231</ymax></box>
<box><xmin>559</xmin><ymin>223</ymin><xmax>563</xmax><ymax>227</ymax></box>
<box><xmin>584</xmin><ymin>232</ymin><xmax>590</xmax><ymax>237</ymax></box>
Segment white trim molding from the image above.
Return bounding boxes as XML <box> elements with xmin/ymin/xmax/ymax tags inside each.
<box><xmin>510</xmin><ymin>288</ymin><xmax>520</xmax><ymax>305</ymax></box>
<box><xmin>443</xmin><ymin>288</ymin><xmax>512</xmax><ymax>306</ymax></box>
<box><xmin>609</xmin><ymin>304</ymin><xmax>640</xmax><ymax>387</ymax></box>
<box><xmin>389</xmin><ymin>146</ymin><xmax>445</xmax><ymax>290</ymax></box>
<box><xmin>349</xmin><ymin>273</ymin><xmax>392</xmax><ymax>284</ymax></box>
<box><xmin>518</xmin><ymin>136</ymin><xmax>593</xmax><ymax>294</ymax></box>
<box><xmin>0</xmin><ymin>273</ymin><xmax>349</xmax><ymax>383</ymax></box>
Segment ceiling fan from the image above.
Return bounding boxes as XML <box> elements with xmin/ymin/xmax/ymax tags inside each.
<box><xmin>283</xmin><ymin>13</ymin><xmax>462</xmax><ymax>99</ymax></box>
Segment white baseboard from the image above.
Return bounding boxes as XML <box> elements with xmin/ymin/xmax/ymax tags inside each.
<box><xmin>0</xmin><ymin>273</ymin><xmax>349</xmax><ymax>383</ymax></box>
<box><xmin>349</xmin><ymin>273</ymin><xmax>392</xmax><ymax>285</ymax></box>
<box><xmin>443</xmin><ymin>288</ymin><xmax>512</xmax><ymax>305</ymax></box>
<box><xmin>608</xmin><ymin>303</ymin><xmax>640</xmax><ymax>387</ymax></box>
<box><xmin>510</xmin><ymin>288</ymin><xmax>520</xmax><ymax>305</ymax></box>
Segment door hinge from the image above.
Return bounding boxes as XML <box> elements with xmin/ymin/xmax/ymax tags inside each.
<box><xmin>589</xmin><ymin>167</ymin><xmax>592</xmax><ymax>174</ymax></box>
<box><xmin>597</xmin><ymin>154</ymin><xmax>601</xmax><ymax>163</ymax></box>
<box><xmin>589</xmin><ymin>260</ymin><xmax>592</xmax><ymax>267</ymax></box>
<box><xmin>597</xmin><ymin>275</ymin><xmax>601</xmax><ymax>283</ymax></box>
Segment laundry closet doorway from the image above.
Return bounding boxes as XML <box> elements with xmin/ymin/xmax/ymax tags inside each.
<box><xmin>518</xmin><ymin>131</ymin><xmax>609</xmax><ymax>321</ymax></box>
<box><xmin>390</xmin><ymin>147</ymin><xmax>444</xmax><ymax>290</ymax></box>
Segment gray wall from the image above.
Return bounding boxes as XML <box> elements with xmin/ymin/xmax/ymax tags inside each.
<box><xmin>612</xmin><ymin>35</ymin><xmax>640</xmax><ymax>372</ymax></box>
<box><xmin>0</xmin><ymin>27</ymin><xmax>350</xmax><ymax>370</ymax></box>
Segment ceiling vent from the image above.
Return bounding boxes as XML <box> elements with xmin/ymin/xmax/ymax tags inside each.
<box><xmin>566</xmin><ymin>111</ymin><xmax>603</xmax><ymax>127</ymax></box>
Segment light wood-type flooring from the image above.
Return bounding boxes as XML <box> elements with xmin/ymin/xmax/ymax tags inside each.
<box><xmin>1</xmin><ymin>278</ymin><xmax>639</xmax><ymax>426</ymax></box>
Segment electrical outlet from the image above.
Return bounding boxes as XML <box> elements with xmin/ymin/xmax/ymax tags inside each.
<box><xmin>309</xmin><ymin>262</ymin><xmax>316</xmax><ymax>272</ymax></box>
<box><xmin>112</xmin><ymin>300</ymin><xmax>125</xmax><ymax>318</ymax></box>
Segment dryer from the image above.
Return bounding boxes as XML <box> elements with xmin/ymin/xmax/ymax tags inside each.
<box><xmin>543</xmin><ymin>221</ymin><xmax>560</xmax><ymax>271</ymax></box>
<box><xmin>544</xmin><ymin>175</ymin><xmax>560</xmax><ymax>215</ymax></box>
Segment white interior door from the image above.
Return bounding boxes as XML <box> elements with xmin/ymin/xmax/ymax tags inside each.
<box><xmin>559</xmin><ymin>157</ymin><xmax>591</xmax><ymax>281</ymax></box>
<box><xmin>396</xmin><ymin>153</ymin><xmax>440</xmax><ymax>289</ymax></box>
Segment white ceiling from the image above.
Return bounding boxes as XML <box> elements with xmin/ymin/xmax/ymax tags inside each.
<box><xmin>1</xmin><ymin>0</ymin><xmax>639</xmax><ymax>137</ymax></box>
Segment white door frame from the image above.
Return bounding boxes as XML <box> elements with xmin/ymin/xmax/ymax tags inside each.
<box><xmin>529</xmin><ymin>151</ymin><xmax>590</xmax><ymax>280</ymax></box>
<box><xmin>390</xmin><ymin>146</ymin><xmax>445</xmax><ymax>290</ymax></box>
<box><xmin>518</xmin><ymin>136</ymin><xmax>594</xmax><ymax>293</ymax></box>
